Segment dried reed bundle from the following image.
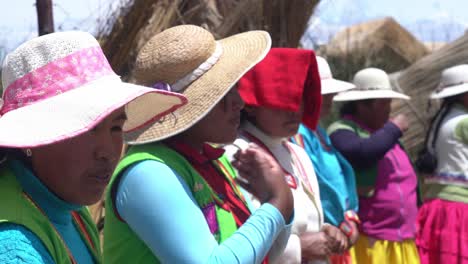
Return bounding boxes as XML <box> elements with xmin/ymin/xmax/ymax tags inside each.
<box><xmin>322</xmin><ymin>17</ymin><xmax>428</xmax><ymax>82</ymax></box>
<box><xmin>97</xmin><ymin>0</ymin><xmax>319</xmax><ymax>78</ymax></box>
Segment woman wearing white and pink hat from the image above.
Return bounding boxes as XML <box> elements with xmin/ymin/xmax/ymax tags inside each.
<box><xmin>291</xmin><ymin>56</ymin><xmax>359</xmax><ymax>264</ymax></box>
<box><xmin>416</xmin><ymin>64</ymin><xmax>468</xmax><ymax>264</ymax></box>
<box><xmin>0</xmin><ymin>31</ymin><xmax>186</xmax><ymax>264</ymax></box>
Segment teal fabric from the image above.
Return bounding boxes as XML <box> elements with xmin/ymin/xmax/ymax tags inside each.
<box><xmin>0</xmin><ymin>223</ymin><xmax>55</xmax><ymax>264</ymax></box>
<box><xmin>115</xmin><ymin>159</ymin><xmax>287</xmax><ymax>263</ymax></box>
<box><xmin>293</xmin><ymin>124</ymin><xmax>358</xmax><ymax>226</ymax></box>
<box><xmin>0</xmin><ymin>160</ymin><xmax>95</xmax><ymax>264</ymax></box>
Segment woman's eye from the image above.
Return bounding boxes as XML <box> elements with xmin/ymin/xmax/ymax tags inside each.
<box><xmin>111</xmin><ymin>126</ymin><xmax>123</xmax><ymax>132</ymax></box>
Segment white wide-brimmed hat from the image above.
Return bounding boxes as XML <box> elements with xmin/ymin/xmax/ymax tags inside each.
<box><xmin>430</xmin><ymin>64</ymin><xmax>468</xmax><ymax>99</ymax></box>
<box><xmin>0</xmin><ymin>31</ymin><xmax>187</xmax><ymax>148</ymax></box>
<box><xmin>125</xmin><ymin>25</ymin><xmax>271</xmax><ymax>144</ymax></box>
<box><xmin>333</xmin><ymin>67</ymin><xmax>410</xmax><ymax>101</ymax></box>
<box><xmin>316</xmin><ymin>56</ymin><xmax>355</xmax><ymax>95</ymax></box>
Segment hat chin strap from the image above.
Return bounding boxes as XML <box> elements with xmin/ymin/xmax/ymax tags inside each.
<box><xmin>171</xmin><ymin>42</ymin><xmax>223</xmax><ymax>92</ymax></box>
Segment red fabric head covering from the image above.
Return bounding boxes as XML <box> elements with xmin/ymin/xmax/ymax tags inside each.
<box><xmin>237</xmin><ymin>48</ymin><xmax>322</xmax><ymax>130</ymax></box>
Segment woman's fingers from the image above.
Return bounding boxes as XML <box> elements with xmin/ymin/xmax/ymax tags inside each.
<box><xmin>235</xmin><ymin>178</ymin><xmax>251</xmax><ymax>192</ymax></box>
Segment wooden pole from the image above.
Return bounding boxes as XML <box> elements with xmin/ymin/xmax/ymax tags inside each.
<box><xmin>36</xmin><ymin>0</ymin><xmax>54</xmax><ymax>36</ymax></box>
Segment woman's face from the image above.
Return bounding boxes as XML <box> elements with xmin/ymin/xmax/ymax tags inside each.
<box><xmin>320</xmin><ymin>93</ymin><xmax>336</xmax><ymax>118</ymax></box>
<box><xmin>247</xmin><ymin>103</ymin><xmax>304</xmax><ymax>138</ymax></box>
<box><xmin>188</xmin><ymin>87</ymin><xmax>245</xmax><ymax>144</ymax></box>
<box><xmin>459</xmin><ymin>92</ymin><xmax>468</xmax><ymax>108</ymax></box>
<box><xmin>30</xmin><ymin>108</ymin><xmax>126</xmax><ymax>205</ymax></box>
<box><xmin>357</xmin><ymin>98</ymin><xmax>392</xmax><ymax>130</ymax></box>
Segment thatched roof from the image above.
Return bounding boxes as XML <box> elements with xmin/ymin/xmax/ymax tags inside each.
<box><xmin>391</xmin><ymin>32</ymin><xmax>468</xmax><ymax>156</ymax></box>
<box><xmin>321</xmin><ymin>17</ymin><xmax>429</xmax><ymax>82</ymax></box>
<box><xmin>98</xmin><ymin>0</ymin><xmax>319</xmax><ymax>78</ymax></box>
<box><xmin>424</xmin><ymin>42</ymin><xmax>447</xmax><ymax>52</ymax></box>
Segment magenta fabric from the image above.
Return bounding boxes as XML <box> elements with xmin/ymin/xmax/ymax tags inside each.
<box><xmin>1</xmin><ymin>46</ymin><xmax>114</xmax><ymax>115</ymax></box>
<box><xmin>342</xmin><ymin>115</ymin><xmax>419</xmax><ymax>241</ymax></box>
<box><xmin>416</xmin><ymin>198</ymin><xmax>468</xmax><ymax>264</ymax></box>
<box><xmin>358</xmin><ymin>143</ymin><xmax>419</xmax><ymax>241</ymax></box>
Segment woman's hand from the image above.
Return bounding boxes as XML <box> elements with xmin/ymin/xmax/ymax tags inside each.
<box><xmin>391</xmin><ymin>114</ymin><xmax>409</xmax><ymax>132</ymax></box>
<box><xmin>299</xmin><ymin>231</ymin><xmax>332</xmax><ymax>260</ymax></box>
<box><xmin>347</xmin><ymin>221</ymin><xmax>359</xmax><ymax>247</ymax></box>
<box><xmin>321</xmin><ymin>224</ymin><xmax>349</xmax><ymax>254</ymax></box>
<box><xmin>232</xmin><ymin>144</ymin><xmax>293</xmax><ymax>221</ymax></box>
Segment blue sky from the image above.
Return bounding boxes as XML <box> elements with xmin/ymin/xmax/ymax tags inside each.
<box><xmin>303</xmin><ymin>0</ymin><xmax>468</xmax><ymax>46</ymax></box>
<box><xmin>1</xmin><ymin>0</ymin><xmax>467</xmax><ymax>53</ymax></box>
<box><xmin>0</xmin><ymin>0</ymin><xmax>120</xmax><ymax>51</ymax></box>
<box><xmin>316</xmin><ymin>0</ymin><xmax>467</xmax><ymax>25</ymax></box>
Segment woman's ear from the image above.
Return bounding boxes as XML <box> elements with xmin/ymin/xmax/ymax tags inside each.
<box><xmin>241</xmin><ymin>105</ymin><xmax>256</xmax><ymax>124</ymax></box>
<box><xmin>243</xmin><ymin>105</ymin><xmax>255</xmax><ymax>116</ymax></box>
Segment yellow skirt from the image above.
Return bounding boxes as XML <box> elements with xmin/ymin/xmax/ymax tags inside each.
<box><xmin>350</xmin><ymin>234</ymin><xmax>420</xmax><ymax>264</ymax></box>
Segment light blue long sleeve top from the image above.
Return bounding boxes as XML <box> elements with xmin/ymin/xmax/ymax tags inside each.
<box><xmin>116</xmin><ymin>159</ymin><xmax>290</xmax><ymax>263</ymax></box>
<box><xmin>0</xmin><ymin>159</ymin><xmax>95</xmax><ymax>264</ymax></box>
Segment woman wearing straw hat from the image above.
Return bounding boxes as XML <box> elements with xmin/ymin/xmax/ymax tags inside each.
<box><xmin>0</xmin><ymin>32</ymin><xmax>186</xmax><ymax>264</ymax></box>
<box><xmin>415</xmin><ymin>65</ymin><xmax>468</xmax><ymax>264</ymax></box>
<box><xmin>103</xmin><ymin>25</ymin><xmax>294</xmax><ymax>264</ymax></box>
<box><xmin>328</xmin><ymin>68</ymin><xmax>420</xmax><ymax>263</ymax></box>
<box><xmin>226</xmin><ymin>48</ymin><xmax>349</xmax><ymax>264</ymax></box>
<box><xmin>291</xmin><ymin>56</ymin><xmax>359</xmax><ymax>264</ymax></box>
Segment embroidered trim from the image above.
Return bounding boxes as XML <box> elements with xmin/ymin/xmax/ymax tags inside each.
<box><xmin>425</xmin><ymin>173</ymin><xmax>468</xmax><ymax>187</ymax></box>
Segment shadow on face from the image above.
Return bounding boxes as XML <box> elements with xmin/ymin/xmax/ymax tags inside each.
<box><xmin>183</xmin><ymin>87</ymin><xmax>245</xmax><ymax>145</ymax></box>
<box><xmin>29</xmin><ymin>108</ymin><xmax>127</xmax><ymax>205</ymax></box>
<box><xmin>245</xmin><ymin>103</ymin><xmax>304</xmax><ymax>138</ymax></box>
<box><xmin>356</xmin><ymin>98</ymin><xmax>392</xmax><ymax>130</ymax></box>
<box><xmin>459</xmin><ymin>92</ymin><xmax>468</xmax><ymax>108</ymax></box>
<box><xmin>320</xmin><ymin>93</ymin><xmax>337</xmax><ymax>118</ymax></box>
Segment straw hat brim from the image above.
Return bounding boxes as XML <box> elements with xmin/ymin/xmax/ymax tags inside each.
<box><xmin>321</xmin><ymin>78</ymin><xmax>355</xmax><ymax>95</ymax></box>
<box><xmin>125</xmin><ymin>31</ymin><xmax>271</xmax><ymax>145</ymax></box>
<box><xmin>430</xmin><ymin>83</ymin><xmax>468</xmax><ymax>99</ymax></box>
<box><xmin>0</xmin><ymin>76</ymin><xmax>186</xmax><ymax>148</ymax></box>
<box><xmin>333</xmin><ymin>89</ymin><xmax>410</xmax><ymax>101</ymax></box>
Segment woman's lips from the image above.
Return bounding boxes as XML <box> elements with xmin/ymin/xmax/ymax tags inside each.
<box><xmin>88</xmin><ymin>168</ymin><xmax>112</xmax><ymax>185</ymax></box>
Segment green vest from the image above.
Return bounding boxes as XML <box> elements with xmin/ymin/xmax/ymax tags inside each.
<box><xmin>103</xmin><ymin>143</ymin><xmax>246</xmax><ymax>264</ymax></box>
<box><xmin>328</xmin><ymin>119</ymin><xmax>379</xmax><ymax>197</ymax></box>
<box><xmin>0</xmin><ymin>163</ymin><xmax>102</xmax><ymax>264</ymax></box>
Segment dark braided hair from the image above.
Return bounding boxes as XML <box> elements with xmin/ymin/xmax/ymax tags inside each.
<box><xmin>416</xmin><ymin>96</ymin><xmax>459</xmax><ymax>173</ymax></box>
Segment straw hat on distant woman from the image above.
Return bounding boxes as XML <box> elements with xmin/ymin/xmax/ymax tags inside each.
<box><xmin>103</xmin><ymin>25</ymin><xmax>294</xmax><ymax>264</ymax></box>
<box><xmin>328</xmin><ymin>68</ymin><xmax>420</xmax><ymax>263</ymax></box>
<box><xmin>416</xmin><ymin>64</ymin><xmax>468</xmax><ymax>264</ymax></box>
<box><xmin>0</xmin><ymin>31</ymin><xmax>186</xmax><ymax>264</ymax></box>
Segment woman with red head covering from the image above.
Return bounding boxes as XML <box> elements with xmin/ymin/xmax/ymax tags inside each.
<box><xmin>225</xmin><ymin>48</ymin><xmax>348</xmax><ymax>264</ymax></box>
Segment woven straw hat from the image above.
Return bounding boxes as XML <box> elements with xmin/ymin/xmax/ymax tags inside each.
<box><xmin>316</xmin><ymin>56</ymin><xmax>355</xmax><ymax>95</ymax></box>
<box><xmin>334</xmin><ymin>67</ymin><xmax>410</xmax><ymax>101</ymax></box>
<box><xmin>431</xmin><ymin>64</ymin><xmax>468</xmax><ymax>99</ymax></box>
<box><xmin>126</xmin><ymin>25</ymin><xmax>271</xmax><ymax>144</ymax></box>
<box><xmin>0</xmin><ymin>31</ymin><xmax>187</xmax><ymax>148</ymax></box>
